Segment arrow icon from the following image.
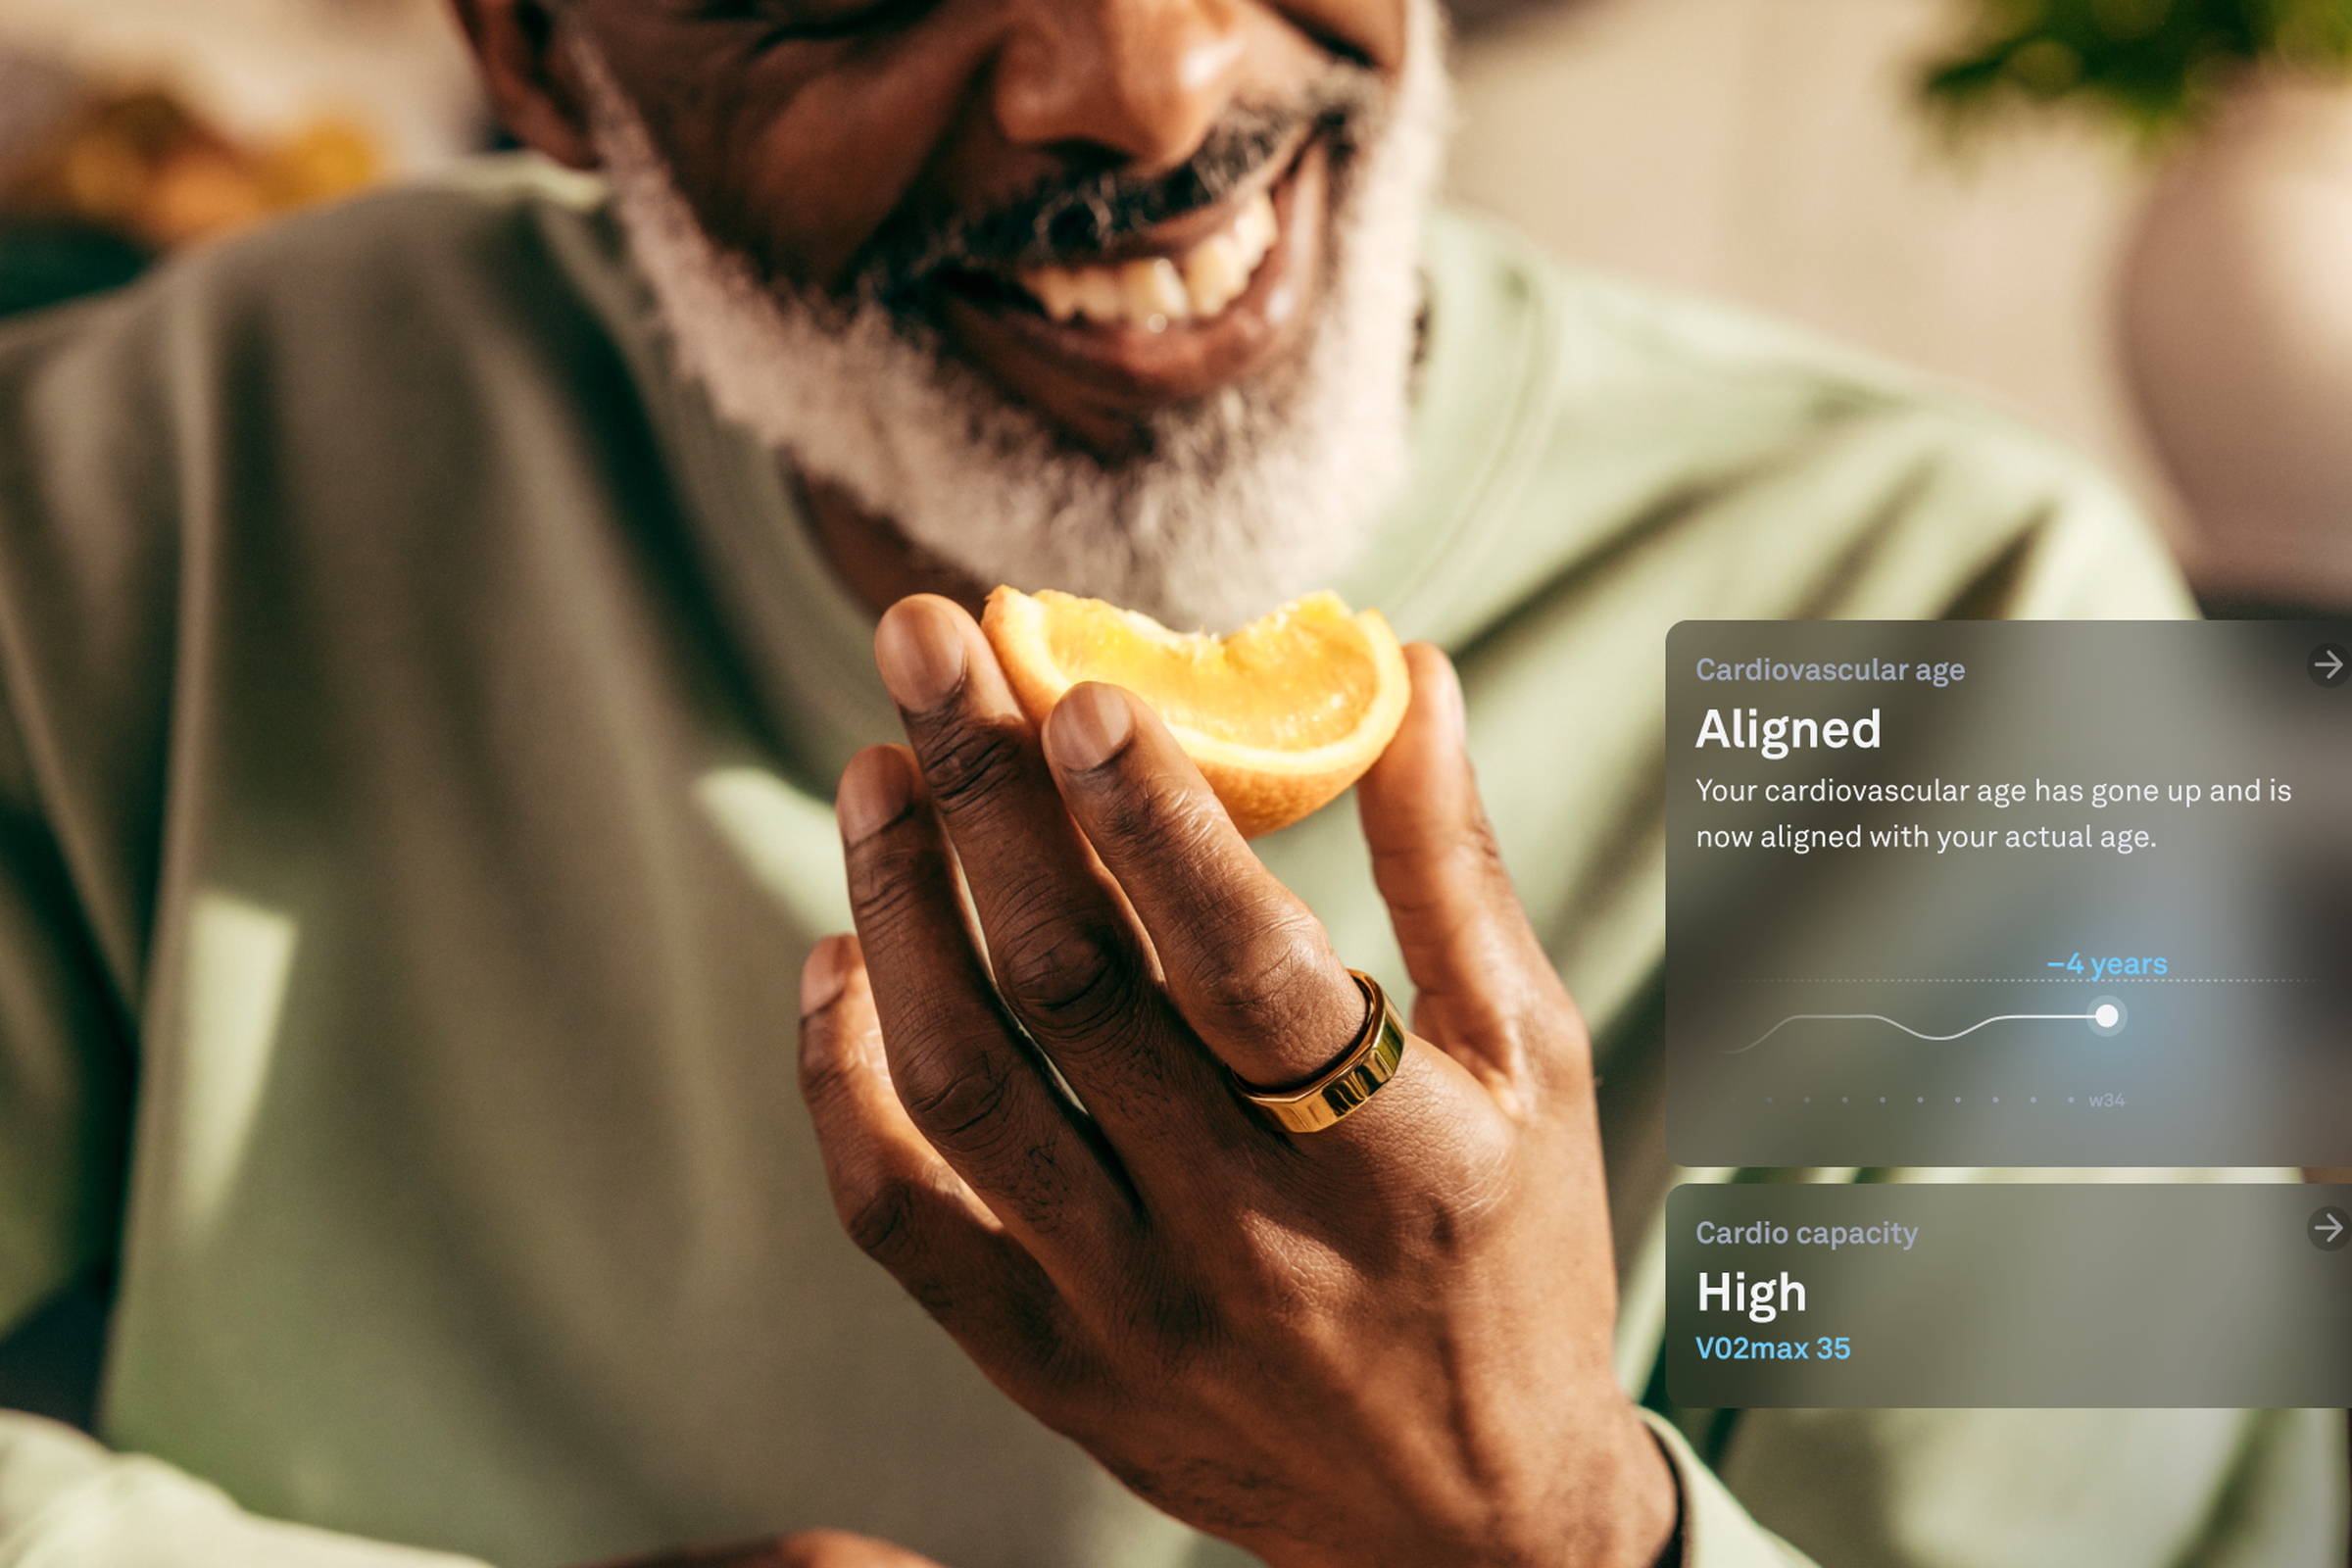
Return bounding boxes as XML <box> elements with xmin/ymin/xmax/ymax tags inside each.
<box><xmin>2311</xmin><ymin>1205</ymin><xmax>2349</xmax><ymax>1250</ymax></box>
<box><xmin>2314</xmin><ymin>644</ymin><xmax>2350</xmax><ymax>689</ymax></box>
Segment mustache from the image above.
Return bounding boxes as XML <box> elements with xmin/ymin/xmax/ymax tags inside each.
<box><xmin>851</xmin><ymin>59</ymin><xmax>1385</xmax><ymax>299</ymax></box>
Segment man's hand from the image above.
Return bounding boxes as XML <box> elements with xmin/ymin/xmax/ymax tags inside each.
<box><xmin>797</xmin><ymin>596</ymin><xmax>1678</xmax><ymax>1568</ymax></box>
<box><xmin>590</xmin><ymin>1530</ymin><xmax>946</xmax><ymax>1566</ymax></box>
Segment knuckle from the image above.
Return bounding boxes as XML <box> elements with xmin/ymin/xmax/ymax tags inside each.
<box><xmin>1461</xmin><ymin>825</ymin><xmax>1529</xmax><ymax>925</ymax></box>
<box><xmin>1099</xmin><ymin>771</ymin><xmax>1221</xmax><ymax>853</ymax></box>
<box><xmin>844</xmin><ymin>827</ymin><xmax>941</xmax><ymax>930</ymax></box>
<box><xmin>993</xmin><ymin>914</ymin><xmax>1138</xmax><ymax>1036</ymax></box>
<box><xmin>841</xmin><ymin>1177</ymin><xmax>923</xmax><ymax>1263</ymax></box>
<box><xmin>895</xmin><ymin>1035</ymin><xmax>1020</xmax><ymax>1150</ymax></box>
<box><xmin>796</xmin><ymin>1024</ymin><xmax>857</xmax><ymax>1108</ymax></box>
<box><xmin>913</xmin><ymin>717</ymin><xmax>1032</xmax><ymax>818</ymax></box>
<box><xmin>1189</xmin><ymin>913</ymin><xmax>1331</xmax><ymax>1037</ymax></box>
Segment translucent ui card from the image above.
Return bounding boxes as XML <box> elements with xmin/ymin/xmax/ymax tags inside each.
<box><xmin>1665</xmin><ymin>1182</ymin><xmax>2352</xmax><ymax>1407</ymax></box>
<box><xmin>1666</xmin><ymin>622</ymin><xmax>2352</xmax><ymax>1168</ymax></box>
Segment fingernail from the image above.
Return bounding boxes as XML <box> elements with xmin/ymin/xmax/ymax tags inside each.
<box><xmin>1045</xmin><ymin>683</ymin><xmax>1133</xmax><ymax>772</ymax></box>
<box><xmin>874</xmin><ymin>600</ymin><xmax>966</xmax><ymax>713</ymax></box>
<box><xmin>836</xmin><ymin>750</ymin><xmax>912</xmax><ymax>846</ymax></box>
<box><xmin>800</xmin><ymin>936</ymin><xmax>855</xmax><ymax>1018</ymax></box>
<box><xmin>1436</xmin><ymin>656</ymin><xmax>1468</xmax><ymax>747</ymax></box>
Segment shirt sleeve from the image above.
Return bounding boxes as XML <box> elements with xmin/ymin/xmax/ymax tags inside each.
<box><xmin>0</xmin><ymin>1414</ymin><xmax>490</xmax><ymax>1568</ymax></box>
<box><xmin>1639</xmin><ymin>1411</ymin><xmax>1816</xmax><ymax>1568</ymax></box>
<box><xmin>0</xmin><ymin>296</ymin><xmax>489</xmax><ymax>1568</ymax></box>
<box><xmin>1942</xmin><ymin>433</ymin><xmax>2200</xmax><ymax>622</ymax></box>
<box><xmin>0</xmin><ymin>660</ymin><xmax>132</xmax><ymax>1341</ymax></box>
<box><xmin>0</xmin><ymin>291</ymin><xmax>181</xmax><ymax>1343</ymax></box>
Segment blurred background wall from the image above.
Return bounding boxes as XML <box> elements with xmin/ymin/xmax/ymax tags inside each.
<box><xmin>0</xmin><ymin>0</ymin><xmax>481</xmax><ymax>172</ymax></box>
<box><xmin>1445</xmin><ymin>0</ymin><xmax>2180</xmax><ymax>544</ymax></box>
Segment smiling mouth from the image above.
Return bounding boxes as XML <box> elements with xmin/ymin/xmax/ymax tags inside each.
<box><xmin>931</xmin><ymin>124</ymin><xmax>1311</xmax><ymax>336</ymax></box>
<box><xmin>926</xmin><ymin>135</ymin><xmax>1327</xmax><ymax>426</ymax></box>
<box><xmin>1014</xmin><ymin>189</ymin><xmax>1280</xmax><ymax>331</ymax></box>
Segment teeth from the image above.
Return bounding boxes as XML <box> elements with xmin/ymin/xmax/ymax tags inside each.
<box><xmin>1030</xmin><ymin>270</ymin><xmax>1080</xmax><ymax>322</ymax></box>
<box><xmin>1016</xmin><ymin>189</ymin><xmax>1279</xmax><ymax>328</ymax></box>
<box><xmin>1072</xmin><ymin>268</ymin><xmax>1122</xmax><ymax>323</ymax></box>
<box><xmin>1182</xmin><ymin>235</ymin><xmax>1247</xmax><ymax>318</ymax></box>
<box><xmin>1124</xmin><ymin>257</ymin><xmax>1191</xmax><ymax>329</ymax></box>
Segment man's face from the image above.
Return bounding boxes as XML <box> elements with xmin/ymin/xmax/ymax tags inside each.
<box><xmin>565</xmin><ymin>0</ymin><xmax>1410</xmax><ymax>454</ymax></box>
<box><xmin>525</xmin><ymin>0</ymin><xmax>1441</xmax><ymax>629</ymax></box>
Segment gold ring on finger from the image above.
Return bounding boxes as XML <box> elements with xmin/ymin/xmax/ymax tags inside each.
<box><xmin>1232</xmin><ymin>969</ymin><xmax>1408</xmax><ymax>1135</ymax></box>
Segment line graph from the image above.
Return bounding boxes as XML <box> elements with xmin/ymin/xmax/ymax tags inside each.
<box><xmin>1727</xmin><ymin>1003</ymin><xmax>2122</xmax><ymax>1055</ymax></box>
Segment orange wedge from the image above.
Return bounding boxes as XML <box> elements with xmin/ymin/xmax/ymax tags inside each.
<box><xmin>982</xmin><ymin>586</ymin><xmax>1410</xmax><ymax>839</ymax></box>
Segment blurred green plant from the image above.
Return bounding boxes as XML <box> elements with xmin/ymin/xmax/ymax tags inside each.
<box><xmin>1923</xmin><ymin>0</ymin><xmax>2352</xmax><ymax>138</ymax></box>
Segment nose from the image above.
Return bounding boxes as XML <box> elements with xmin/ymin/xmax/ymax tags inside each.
<box><xmin>991</xmin><ymin>0</ymin><xmax>1252</xmax><ymax>172</ymax></box>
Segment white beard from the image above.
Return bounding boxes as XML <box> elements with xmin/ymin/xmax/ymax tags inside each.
<box><xmin>573</xmin><ymin>4</ymin><xmax>1448</xmax><ymax>631</ymax></box>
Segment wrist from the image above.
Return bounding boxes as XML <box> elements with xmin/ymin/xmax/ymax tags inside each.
<box><xmin>1251</xmin><ymin>1399</ymin><xmax>1682</xmax><ymax>1568</ymax></box>
<box><xmin>1567</xmin><ymin>1403</ymin><xmax>1683</xmax><ymax>1568</ymax></box>
<box><xmin>1492</xmin><ymin>1400</ymin><xmax>1681</xmax><ymax>1568</ymax></box>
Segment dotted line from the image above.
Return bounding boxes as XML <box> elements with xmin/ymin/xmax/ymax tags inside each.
<box><xmin>1736</xmin><ymin>1096</ymin><xmax>2107</xmax><ymax>1105</ymax></box>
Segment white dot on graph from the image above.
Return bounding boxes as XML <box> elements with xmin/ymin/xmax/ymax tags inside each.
<box><xmin>2095</xmin><ymin>1004</ymin><xmax>2120</xmax><ymax>1028</ymax></box>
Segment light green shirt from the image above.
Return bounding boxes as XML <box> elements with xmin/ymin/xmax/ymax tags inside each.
<box><xmin>0</xmin><ymin>159</ymin><xmax>2336</xmax><ymax>1568</ymax></box>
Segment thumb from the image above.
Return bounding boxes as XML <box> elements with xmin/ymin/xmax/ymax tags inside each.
<box><xmin>1356</xmin><ymin>644</ymin><xmax>1588</xmax><ymax>1095</ymax></box>
<box><xmin>776</xmin><ymin>1530</ymin><xmax>952</xmax><ymax>1568</ymax></box>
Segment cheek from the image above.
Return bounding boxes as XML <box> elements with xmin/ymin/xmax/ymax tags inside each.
<box><xmin>646</xmin><ymin>12</ymin><xmax>1004</xmax><ymax>288</ymax></box>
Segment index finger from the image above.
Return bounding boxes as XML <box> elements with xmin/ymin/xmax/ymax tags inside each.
<box><xmin>871</xmin><ymin>596</ymin><xmax>1245</xmax><ymax>1147</ymax></box>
